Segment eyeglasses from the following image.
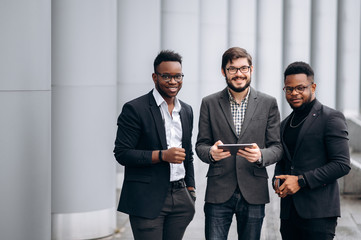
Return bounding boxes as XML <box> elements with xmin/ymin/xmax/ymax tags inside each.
<box><xmin>283</xmin><ymin>83</ymin><xmax>313</xmax><ymax>95</ymax></box>
<box><xmin>156</xmin><ymin>73</ymin><xmax>184</xmax><ymax>82</ymax></box>
<box><xmin>226</xmin><ymin>66</ymin><xmax>251</xmax><ymax>74</ymax></box>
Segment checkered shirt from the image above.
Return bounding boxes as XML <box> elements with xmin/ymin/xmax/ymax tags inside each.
<box><xmin>228</xmin><ymin>88</ymin><xmax>250</xmax><ymax>136</ymax></box>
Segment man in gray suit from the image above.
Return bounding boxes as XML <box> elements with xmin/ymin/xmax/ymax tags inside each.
<box><xmin>196</xmin><ymin>47</ymin><xmax>283</xmax><ymax>240</ymax></box>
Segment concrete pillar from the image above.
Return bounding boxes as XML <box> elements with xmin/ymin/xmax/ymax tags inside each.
<box><xmin>336</xmin><ymin>0</ymin><xmax>361</xmax><ymax>115</ymax></box>
<box><xmin>161</xmin><ymin>0</ymin><xmax>200</xmax><ymax>114</ymax></box>
<box><xmin>199</xmin><ymin>0</ymin><xmax>228</xmax><ymax>98</ymax></box>
<box><xmin>282</xmin><ymin>0</ymin><xmax>311</xmax><ymax>116</ymax></box>
<box><xmin>117</xmin><ymin>0</ymin><xmax>161</xmax><ymax>111</ymax></box>
<box><xmin>256</xmin><ymin>0</ymin><xmax>283</xmax><ymax>107</ymax></box>
<box><xmin>228</xmin><ymin>0</ymin><xmax>258</xmax><ymax>87</ymax></box>
<box><xmin>228</xmin><ymin>0</ymin><xmax>257</xmax><ymax>55</ymax></box>
<box><xmin>311</xmin><ymin>0</ymin><xmax>338</xmax><ymax>109</ymax></box>
<box><xmin>0</xmin><ymin>0</ymin><xmax>51</xmax><ymax>239</ymax></box>
<box><xmin>52</xmin><ymin>1</ymin><xmax>117</xmax><ymax>239</ymax></box>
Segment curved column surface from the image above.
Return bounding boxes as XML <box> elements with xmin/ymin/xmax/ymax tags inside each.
<box><xmin>0</xmin><ymin>0</ymin><xmax>51</xmax><ymax>239</ymax></box>
<box><xmin>282</xmin><ymin>0</ymin><xmax>311</xmax><ymax>116</ymax></box>
<box><xmin>199</xmin><ymin>0</ymin><xmax>228</xmax><ymax>98</ymax></box>
<box><xmin>336</xmin><ymin>0</ymin><xmax>361</xmax><ymax>115</ymax></box>
<box><xmin>311</xmin><ymin>0</ymin><xmax>337</xmax><ymax>109</ymax></box>
<box><xmin>117</xmin><ymin>0</ymin><xmax>161</xmax><ymax>110</ymax></box>
<box><xmin>161</xmin><ymin>0</ymin><xmax>200</xmax><ymax>113</ymax></box>
<box><xmin>256</xmin><ymin>0</ymin><xmax>283</xmax><ymax>106</ymax></box>
<box><xmin>52</xmin><ymin>0</ymin><xmax>117</xmax><ymax>239</ymax></box>
<box><xmin>228</xmin><ymin>0</ymin><xmax>257</xmax><ymax>87</ymax></box>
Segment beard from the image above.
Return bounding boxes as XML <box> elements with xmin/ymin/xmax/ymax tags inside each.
<box><xmin>226</xmin><ymin>75</ymin><xmax>251</xmax><ymax>93</ymax></box>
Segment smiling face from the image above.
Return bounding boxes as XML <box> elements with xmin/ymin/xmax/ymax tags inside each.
<box><xmin>152</xmin><ymin>61</ymin><xmax>183</xmax><ymax>103</ymax></box>
<box><xmin>222</xmin><ymin>57</ymin><xmax>253</xmax><ymax>93</ymax></box>
<box><xmin>284</xmin><ymin>73</ymin><xmax>316</xmax><ymax>109</ymax></box>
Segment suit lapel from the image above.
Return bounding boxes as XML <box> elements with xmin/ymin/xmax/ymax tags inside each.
<box><xmin>281</xmin><ymin>115</ymin><xmax>293</xmax><ymax>161</ymax></box>
<box><xmin>148</xmin><ymin>92</ymin><xmax>167</xmax><ymax>149</ymax></box>
<box><xmin>179</xmin><ymin>104</ymin><xmax>189</xmax><ymax>147</ymax></box>
<box><xmin>219</xmin><ymin>88</ymin><xmax>238</xmax><ymax>138</ymax></box>
<box><xmin>239</xmin><ymin>88</ymin><xmax>257</xmax><ymax>139</ymax></box>
<box><xmin>294</xmin><ymin>100</ymin><xmax>321</xmax><ymax>154</ymax></box>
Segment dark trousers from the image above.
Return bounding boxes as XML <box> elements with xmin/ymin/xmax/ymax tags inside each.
<box><xmin>280</xmin><ymin>199</ymin><xmax>337</xmax><ymax>240</ymax></box>
<box><xmin>204</xmin><ymin>188</ymin><xmax>265</xmax><ymax>240</ymax></box>
<box><xmin>129</xmin><ymin>180</ymin><xmax>195</xmax><ymax>240</ymax></box>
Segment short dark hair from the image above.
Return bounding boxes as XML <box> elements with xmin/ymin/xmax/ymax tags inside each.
<box><xmin>284</xmin><ymin>61</ymin><xmax>314</xmax><ymax>82</ymax></box>
<box><xmin>153</xmin><ymin>50</ymin><xmax>182</xmax><ymax>73</ymax></box>
<box><xmin>222</xmin><ymin>47</ymin><xmax>252</xmax><ymax>71</ymax></box>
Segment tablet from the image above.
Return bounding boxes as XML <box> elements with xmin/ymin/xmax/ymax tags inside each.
<box><xmin>218</xmin><ymin>143</ymin><xmax>254</xmax><ymax>154</ymax></box>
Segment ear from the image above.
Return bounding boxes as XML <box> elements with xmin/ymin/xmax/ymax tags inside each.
<box><xmin>250</xmin><ymin>65</ymin><xmax>254</xmax><ymax>74</ymax></box>
<box><xmin>152</xmin><ymin>73</ymin><xmax>157</xmax><ymax>83</ymax></box>
<box><xmin>221</xmin><ymin>68</ymin><xmax>226</xmax><ymax>77</ymax></box>
<box><xmin>311</xmin><ymin>83</ymin><xmax>317</xmax><ymax>94</ymax></box>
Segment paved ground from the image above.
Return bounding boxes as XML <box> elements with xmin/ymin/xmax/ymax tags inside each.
<box><xmin>106</xmin><ymin>159</ymin><xmax>361</xmax><ymax>240</ymax></box>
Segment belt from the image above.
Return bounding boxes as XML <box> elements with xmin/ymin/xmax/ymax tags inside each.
<box><xmin>170</xmin><ymin>179</ymin><xmax>185</xmax><ymax>189</ymax></box>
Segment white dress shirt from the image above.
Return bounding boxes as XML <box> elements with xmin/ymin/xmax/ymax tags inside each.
<box><xmin>153</xmin><ymin>89</ymin><xmax>185</xmax><ymax>182</ymax></box>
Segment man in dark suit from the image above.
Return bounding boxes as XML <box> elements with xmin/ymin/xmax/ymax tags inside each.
<box><xmin>273</xmin><ymin>61</ymin><xmax>351</xmax><ymax>240</ymax></box>
<box><xmin>114</xmin><ymin>50</ymin><xmax>195</xmax><ymax>240</ymax></box>
<box><xmin>196</xmin><ymin>47</ymin><xmax>283</xmax><ymax>240</ymax></box>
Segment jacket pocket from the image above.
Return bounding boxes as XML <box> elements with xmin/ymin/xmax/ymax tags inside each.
<box><xmin>253</xmin><ymin>167</ymin><xmax>268</xmax><ymax>179</ymax></box>
<box><xmin>206</xmin><ymin>166</ymin><xmax>223</xmax><ymax>177</ymax></box>
<box><xmin>125</xmin><ymin>174</ymin><xmax>151</xmax><ymax>183</ymax></box>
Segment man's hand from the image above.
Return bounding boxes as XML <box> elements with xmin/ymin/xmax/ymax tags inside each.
<box><xmin>237</xmin><ymin>143</ymin><xmax>261</xmax><ymax>163</ymax></box>
<box><xmin>163</xmin><ymin>147</ymin><xmax>186</xmax><ymax>164</ymax></box>
<box><xmin>274</xmin><ymin>175</ymin><xmax>300</xmax><ymax>198</ymax></box>
<box><xmin>210</xmin><ymin>140</ymin><xmax>231</xmax><ymax>161</ymax></box>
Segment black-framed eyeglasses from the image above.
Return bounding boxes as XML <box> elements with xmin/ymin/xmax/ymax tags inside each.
<box><xmin>156</xmin><ymin>73</ymin><xmax>184</xmax><ymax>82</ymax></box>
<box><xmin>283</xmin><ymin>83</ymin><xmax>313</xmax><ymax>95</ymax></box>
<box><xmin>226</xmin><ymin>66</ymin><xmax>251</xmax><ymax>74</ymax></box>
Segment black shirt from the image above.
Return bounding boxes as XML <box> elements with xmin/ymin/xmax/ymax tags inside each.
<box><xmin>284</xmin><ymin>99</ymin><xmax>316</xmax><ymax>158</ymax></box>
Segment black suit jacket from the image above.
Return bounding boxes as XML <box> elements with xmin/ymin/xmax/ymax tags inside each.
<box><xmin>274</xmin><ymin>99</ymin><xmax>351</xmax><ymax>219</ymax></box>
<box><xmin>114</xmin><ymin>90</ymin><xmax>195</xmax><ymax>219</ymax></box>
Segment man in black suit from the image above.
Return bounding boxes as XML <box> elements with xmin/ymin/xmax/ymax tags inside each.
<box><xmin>114</xmin><ymin>50</ymin><xmax>195</xmax><ymax>240</ymax></box>
<box><xmin>274</xmin><ymin>61</ymin><xmax>351</xmax><ymax>240</ymax></box>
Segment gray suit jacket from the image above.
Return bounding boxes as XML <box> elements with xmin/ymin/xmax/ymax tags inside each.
<box><xmin>196</xmin><ymin>87</ymin><xmax>283</xmax><ymax>205</ymax></box>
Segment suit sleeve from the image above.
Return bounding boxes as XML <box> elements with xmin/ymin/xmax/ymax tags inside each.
<box><xmin>195</xmin><ymin>98</ymin><xmax>214</xmax><ymax>164</ymax></box>
<box><xmin>303</xmin><ymin>111</ymin><xmax>351</xmax><ymax>189</ymax></box>
<box><xmin>183</xmin><ymin>104</ymin><xmax>196</xmax><ymax>188</ymax></box>
<box><xmin>113</xmin><ymin>102</ymin><xmax>153</xmax><ymax>167</ymax></box>
<box><xmin>259</xmin><ymin>98</ymin><xmax>283</xmax><ymax>167</ymax></box>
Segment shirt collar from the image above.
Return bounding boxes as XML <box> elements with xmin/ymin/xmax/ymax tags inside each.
<box><xmin>152</xmin><ymin>88</ymin><xmax>181</xmax><ymax>112</ymax></box>
<box><xmin>227</xmin><ymin>87</ymin><xmax>251</xmax><ymax>104</ymax></box>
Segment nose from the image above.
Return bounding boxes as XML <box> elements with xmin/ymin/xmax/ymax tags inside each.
<box><xmin>290</xmin><ymin>88</ymin><xmax>299</xmax><ymax>95</ymax></box>
<box><xmin>168</xmin><ymin>77</ymin><xmax>177</xmax><ymax>83</ymax></box>
<box><xmin>235</xmin><ymin>69</ymin><xmax>246</xmax><ymax>76</ymax></box>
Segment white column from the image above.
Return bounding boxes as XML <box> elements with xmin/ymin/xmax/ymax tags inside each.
<box><xmin>228</xmin><ymin>0</ymin><xmax>257</xmax><ymax>54</ymax></box>
<box><xmin>161</xmin><ymin>0</ymin><xmax>200</xmax><ymax>113</ymax></box>
<box><xmin>52</xmin><ymin>1</ymin><xmax>117</xmax><ymax>239</ymax></box>
<box><xmin>0</xmin><ymin>0</ymin><xmax>51</xmax><ymax>239</ymax></box>
<box><xmin>337</xmin><ymin>0</ymin><xmax>361</xmax><ymax>115</ymax></box>
<box><xmin>199</xmin><ymin>0</ymin><xmax>228</xmax><ymax>98</ymax></box>
<box><xmin>311</xmin><ymin>0</ymin><xmax>338</xmax><ymax>109</ymax></box>
<box><xmin>282</xmin><ymin>0</ymin><xmax>312</xmax><ymax>116</ymax></box>
<box><xmin>256</xmin><ymin>0</ymin><xmax>283</xmax><ymax>107</ymax></box>
<box><xmin>117</xmin><ymin>0</ymin><xmax>161</xmax><ymax>111</ymax></box>
<box><xmin>228</xmin><ymin>0</ymin><xmax>258</xmax><ymax>87</ymax></box>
